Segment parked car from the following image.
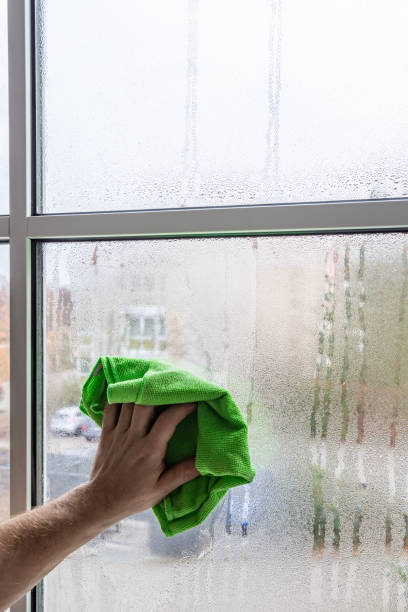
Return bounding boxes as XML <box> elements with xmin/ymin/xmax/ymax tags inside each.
<box><xmin>50</xmin><ymin>406</ymin><xmax>100</xmax><ymax>441</ymax></box>
<box><xmin>82</xmin><ymin>417</ymin><xmax>101</xmax><ymax>441</ymax></box>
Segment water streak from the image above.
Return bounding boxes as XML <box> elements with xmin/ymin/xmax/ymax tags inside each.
<box><xmin>182</xmin><ymin>0</ymin><xmax>199</xmax><ymax>201</ymax></box>
<box><xmin>246</xmin><ymin>237</ymin><xmax>258</xmax><ymax>425</ymax></box>
<box><xmin>391</xmin><ymin>248</ymin><xmax>408</xmax><ymax>448</ymax></box>
<box><xmin>331</xmin><ymin>249</ymin><xmax>348</xmax><ymax>557</ymax></box>
<box><xmin>311</xmin><ymin>252</ymin><xmax>336</xmax><ymax>555</ymax></box>
<box><xmin>263</xmin><ymin>0</ymin><xmax>282</xmax><ymax>186</ymax></box>
<box><xmin>353</xmin><ymin>245</ymin><xmax>367</xmax><ymax>557</ymax></box>
<box><xmin>341</xmin><ymin>246</ymin><xmax>352</xmax><ymax>442</ymax></box>
<box><xmin>322</xmin><ymin>251</ymin><xmax>337</xmax><ymax>439</ymax></box>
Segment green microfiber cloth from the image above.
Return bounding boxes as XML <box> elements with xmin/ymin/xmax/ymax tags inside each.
<box><xmin>79</xmin><ymin>356</ymin><xmax>255</xmax><ymax>537</ymax></box>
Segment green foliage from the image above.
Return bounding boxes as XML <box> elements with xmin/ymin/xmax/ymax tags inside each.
<box><xmin>312</xmin><ymin>464</ymin><xmax>326</xmax><ymax>551</ymax></box>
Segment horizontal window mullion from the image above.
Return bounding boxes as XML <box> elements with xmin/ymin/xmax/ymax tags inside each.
<box><xmin>26</xmin><ymin>199</ymin><xmax>408</xmax><ymax>239</ymax></box>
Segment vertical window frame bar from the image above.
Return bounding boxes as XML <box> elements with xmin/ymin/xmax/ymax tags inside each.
<box><xmin>8</xmin><ymin>1</ymin><xmax>33</xmax><ymax>611</ymax></box>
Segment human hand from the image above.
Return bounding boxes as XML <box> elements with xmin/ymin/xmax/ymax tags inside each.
<box><xmin>86</xmin><ymin>401</ymin><xmax>199</xmax><ymax>527</ymax></box>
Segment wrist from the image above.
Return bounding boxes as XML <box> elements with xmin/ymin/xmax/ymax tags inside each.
<box><xmin>80</xmin><ymin>479</ymin><xmax>121</xmax><ymax>531</ymax></box>
<box><xmin>68</xmin><ymin>481</ymin><xmax>114</xmax><ymax>536</ymax></box>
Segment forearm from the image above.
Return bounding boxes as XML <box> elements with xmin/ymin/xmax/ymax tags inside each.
<box><xmin>0</xmin><ymin>400</ymin><xmax>199</xmax><ymax>611</ymax></box>
<box><xmin>0</xmin><ymin>482</ymin><xmax>111</xmax><ymax>611</ymax></box>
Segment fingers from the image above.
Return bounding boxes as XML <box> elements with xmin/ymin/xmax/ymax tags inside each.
<box><xmin>116</xmin><ymin>402</ymin><xmax>135</xmax><ymax>432</ymax></box>
<box><xmin>157</xmin><ymin>456</ymin><xmax>199</xmax><ymax>498</ymax></box>
<box><xmin>102</xmin><ymin>402</ymin><xmax>136</xmax><ymax>435</ymax></box>
<box><xmin>101</xmin><ymin>401</ymin><xmax>121</xmax><ymax>432</ymax></box>
<box><xmin>148</xmin><ymin>402</ymin><xmax>197</xmax><ymax>453</ymax></box>
<box><xmin>102</xmin><ymin>402</ymin><xmax>159</xmax><ymax>437</ymax></box>
<box><xmin>130</xmin><ymin>404</ymin><xmax>156</xmax><ymax>436</ymax></box>
<box><xmin>103</xmin><ymin>401</ymin><xmax>197</xmax><ymax>444</ymax></box>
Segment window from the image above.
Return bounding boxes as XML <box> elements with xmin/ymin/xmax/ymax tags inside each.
<box><xmin>79</xmin><ymin>330</ymin><xmax>92</xmax><ymax>346</ymax></box>
<box><xmin>37</xmin><ymin>0</ymin><xmax>408</xmax><ymax>213</ymax></box>
<box><xmin>43</xmin><ymin>235</ymin><xmax>408</xmax><ymax>610</ymax></box>
<box><xmin>159</xmin><ymin>316</ymin><xmax>166</xmax><ymax>337</ymax></box>
<box><xmin>142</xmin><ymin>317</ymin><xmax>154</xmax><ymax>338</ymax></box>
<box><xmin>5</xmin><ymin>1</ymin><xmax>408</xmax><ymax>611</ymax></box>
<box><xmin>77</xmin><ymin>357</ymin><xmax>92</xmax><ymax>375</ymax></box>
<box><xmin>129</xmin><ymin>317</ymin><xmax>141</xmax><ymax>337</ymax></box>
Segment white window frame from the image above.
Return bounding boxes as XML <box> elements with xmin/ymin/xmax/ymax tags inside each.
<box><xmin>6</xmin><ymin>0</ymin><xmax>408</xmax><ymax>610</ymax></box>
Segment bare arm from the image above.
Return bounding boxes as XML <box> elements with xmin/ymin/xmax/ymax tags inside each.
<box><xmin>0</xmin><ymin>401</ymin><xmax>199</xmax><ymax>611</ymax></box>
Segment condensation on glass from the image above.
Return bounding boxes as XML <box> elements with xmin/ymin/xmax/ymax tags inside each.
<box><xmin>36</xmin><ymin>0</ymin><xmax>408</xmax><ymax>214</ymax></box>
<box><xmin>43</xmin><ymin>234</ymin><xmax>408</xmax><ymax>611</ymax></box>
<box><xmin>0</xmin><ymin>0</ymin><xmax>9</xmax><ymax>214</ymax></box>
<box><xmin>0</xmin><ymin>245</ymin><xmax>9</xmax><ymax>521</ymax></box>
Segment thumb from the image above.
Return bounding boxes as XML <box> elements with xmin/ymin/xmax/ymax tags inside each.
<box><xmin>157</xmin><ymin>457</ymin><xmax>200</xmax><ymax>498</ymax></box>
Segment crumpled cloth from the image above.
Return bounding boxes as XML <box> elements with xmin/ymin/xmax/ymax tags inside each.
<box><xmin>80</xmin><ymin>356</ymin><xmax>255</xmax><ymax>536</ymax></box>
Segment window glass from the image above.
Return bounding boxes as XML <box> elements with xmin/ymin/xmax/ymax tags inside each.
<box><xmin>78</xmin><ymin>357</ymin><xmax>92</xmax><ymax>375</ymax></box>
<box><xmin>0</xmin><ymin>245</ymin><xmax>9</xmax><ymax>521</ymax></box>
<box><xmin>143</xmin><ymin>318</ymin><xmax>155</xmax><ymax>337</ymax></box>
<box><xmin>129</xmin><ymin>318</ymin><xmax>141</xmax><ymax>337</ymax></box>
<box><xmin>37</xmin><ymin>0</ymin><xmax>408</xmax><ymax>214</ymax></box>
<box><xmin>43</xmin><ymin>235</ymin><xmax>408</xmax><ymax>610</ymax></box>
<box><xmin>159</xmin><ymin>316</ymin><xmax>166</xmax><ymax>337</ymax></box>
<box><xmin>0</xmin><ymin>0</ymin><xmax>9</xmax><ymax>214</ymax></box>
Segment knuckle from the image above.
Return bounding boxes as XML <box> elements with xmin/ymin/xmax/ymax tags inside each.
<box><xmin>145</xmin><ymin>439</ymin><xmax>163</xmax><ymax>460</ymax></box>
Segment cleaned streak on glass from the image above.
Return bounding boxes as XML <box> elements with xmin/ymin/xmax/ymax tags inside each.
<box><xmin>311</xmin><ymin>251</ymin><xmax>336</xmax><ymax>556</ymax></box>
<box><xmin>332</xmin><ymin>246</ymin><xmax>352</xmax><ymax>555</ymax></box>
<box><xmin>310</xmin><ymin>260</ymin><xmax>325</xmax><ymax>440</ymax></box>
<box><xmin>340</xmin><ymin>246</ymin><xmax>351</xmax><ymax>444</ymax></box>
<box><xmin>245</xmin><ymin>237</ymin><xmax>258</xmax><ymax>427</ymax></box>
<box><xmin>310</xmin><ymin>250</ymin><xmax>334</xmax><ymax>604</ymax></box>
<box><xmin>328</xmin><ymin>246</ymin><xmax>353</xmax><ymax>602</ymax></box>
<box><xmin>352</xmin><ymin>245</ymin><xmax>367</xmax><ymax>558</ymax></box>
<box><xmin>182</xmin><ymin>0</ymin><xmax>199</xmax><ymax>203</ymax></box>
<box><xmin>241</xmin><ymin>238</ymin><xmax>259</xmax><ymax>544</ymax></box>
<box><xmin>322</xmin><ymin>251</ymin><xmax>337</xmax><ymax>441</ymax></box>
<box><xmin>263</xmin><ymin>0</ymin><xmax>282</xmax><ymax>186</ymax></box>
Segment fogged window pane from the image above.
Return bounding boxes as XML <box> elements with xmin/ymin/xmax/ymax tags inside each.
<box><xmin>44</xmin><ymin>235</ymin><xmax>408</xmax><ymax>610</ymax></box>
<box><xmin>0</xmin><ymin>245</ymin><xmax>9</xmax><ymax>520</ymax></box>
<box><xmin>37</xmin><ymin>0</ymin><xmax>408</xmax><ymax>214</ymax></box>
<box><xmin>129</xmin><ymin>318</ymin><xmax>140</xmax><ymax>337</ymax></box>
<box><xmin>0</xmin><ymin>0</ymin><xmax>9</xmax><ymax>214</ymax></box>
